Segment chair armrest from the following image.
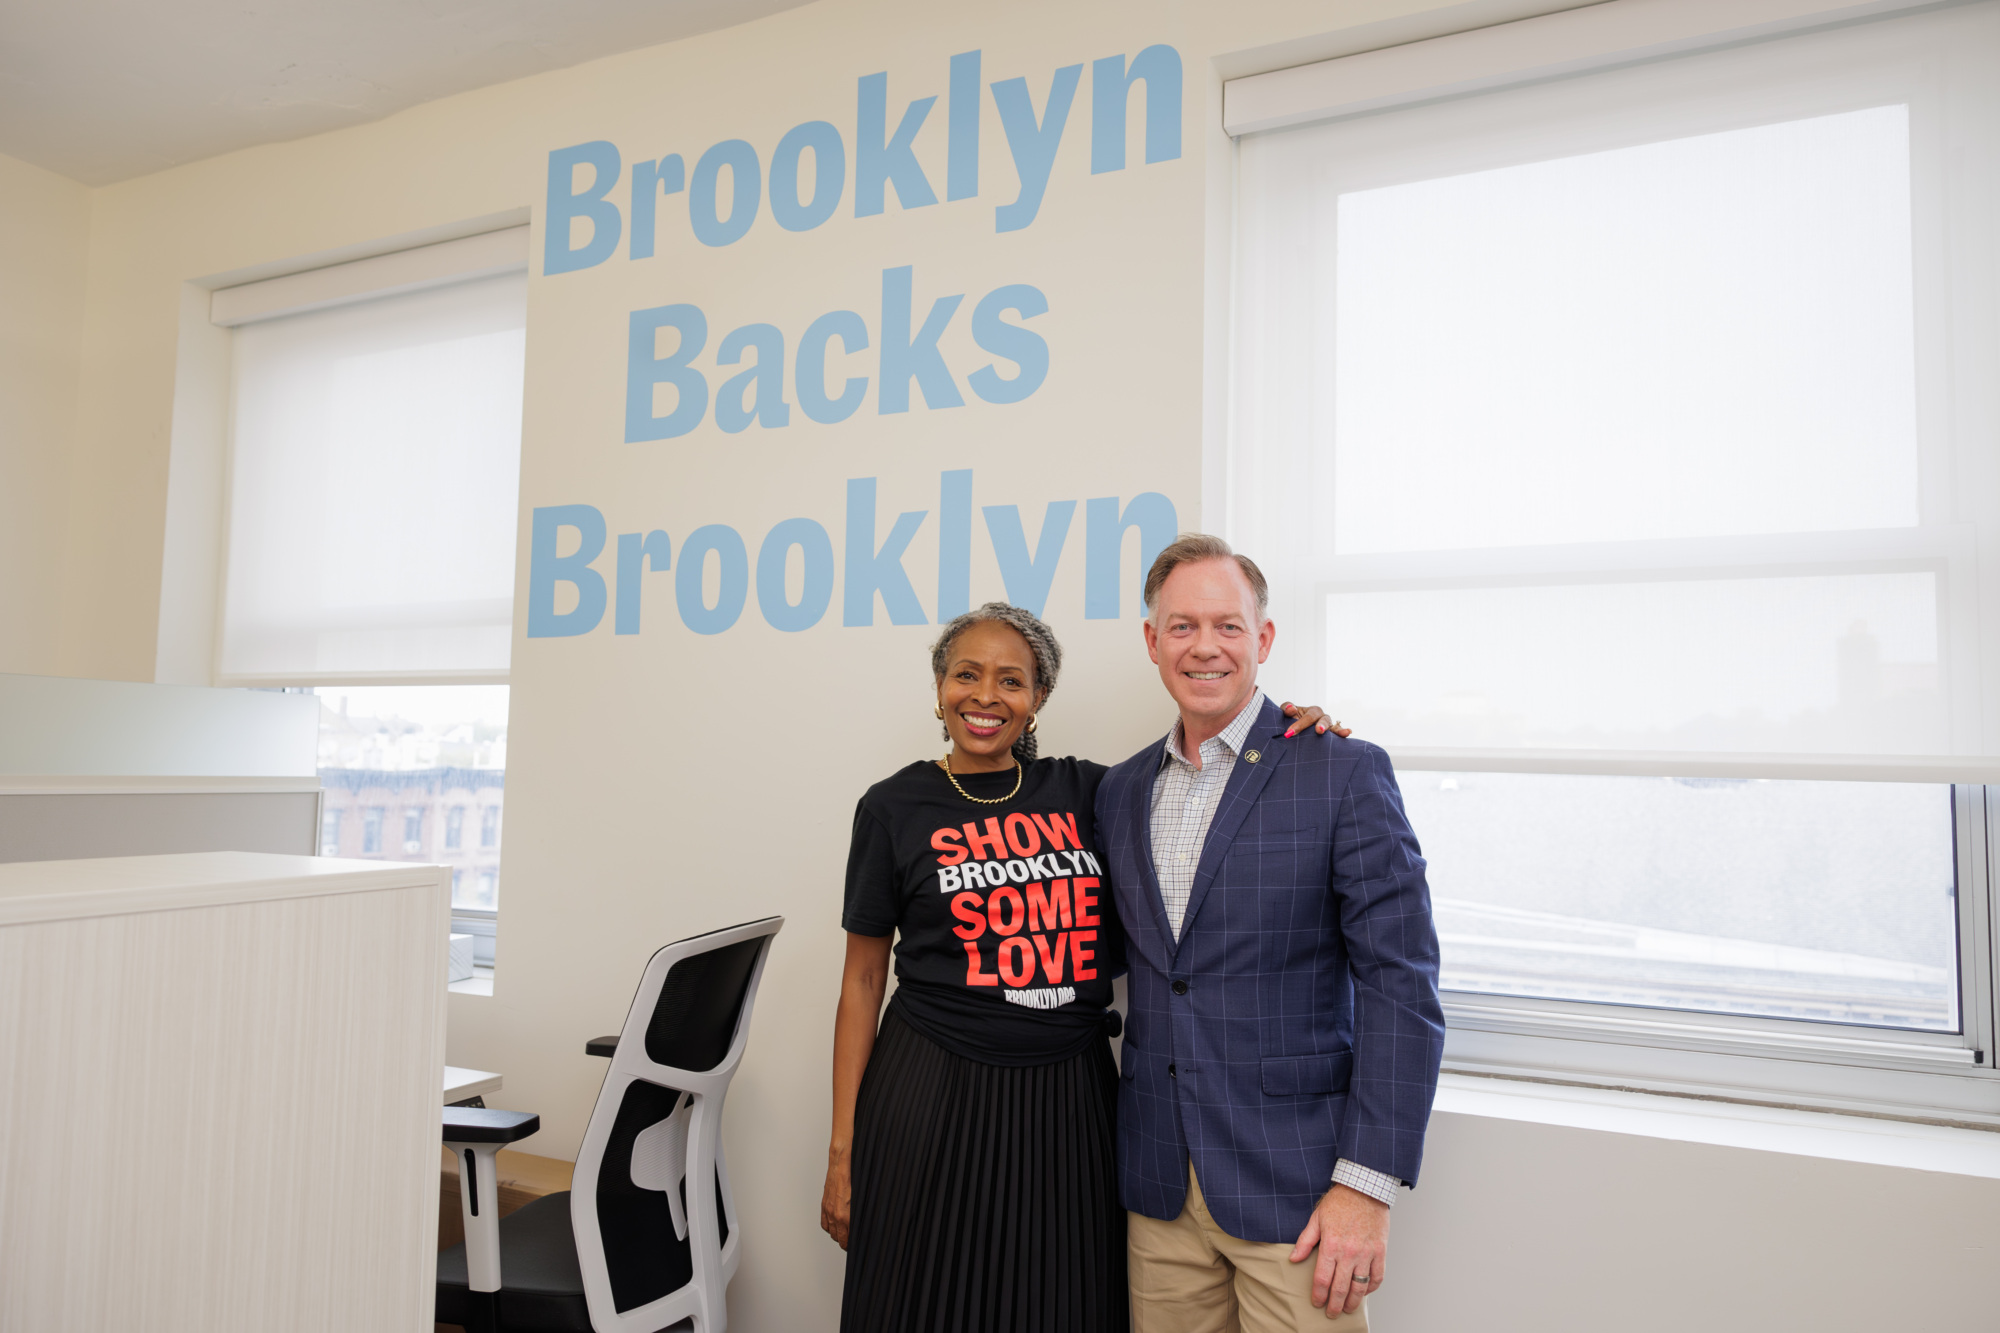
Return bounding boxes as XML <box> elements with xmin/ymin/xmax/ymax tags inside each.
<box><xmin>585</xmin><ymin>1035</ymin><xmax>618</xmax><ymax>1057</ymax></box>
<box><xmin>443</xmin><ymin>1109</ymin><xmax>538</xmax><ymax>1295</ymax></box>
<box><xmin>443</xmin><ymin>1107</ymin><xmax>540</xmax><ymax>1144</ymax></box>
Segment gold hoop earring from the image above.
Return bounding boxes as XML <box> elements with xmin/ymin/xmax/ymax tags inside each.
<box><xmin>934</xmin><ymin>701</ymin><xmax>946</xmax><ymax>720</ymax></box>
<box><xmin>1026</xmin><ymin>714</ymin><xmax>1039</xmax><ymax>734</ymax></box>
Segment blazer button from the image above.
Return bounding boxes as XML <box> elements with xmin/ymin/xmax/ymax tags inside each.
<box><xmin>1168</xmin><ymin>1063</ymin><xmax>1177</xmax><ymax>1078</ymax></box>
<box><xmin>1171</xmin><ymin>979</ymin><xmax>1189</xmax><ymax>996</ymax></box>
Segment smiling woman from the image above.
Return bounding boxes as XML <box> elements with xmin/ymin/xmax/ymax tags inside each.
<box><xmin>931</xmin><ymin>603</ymin><xmax>1063</xmax><ymax>773</ymax></box>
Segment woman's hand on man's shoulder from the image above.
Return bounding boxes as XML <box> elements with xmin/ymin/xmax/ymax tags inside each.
<box><xmin>1281</xmin><ymin>702</ymin><xmax>1351</xmax><ymax>739</ymax></box>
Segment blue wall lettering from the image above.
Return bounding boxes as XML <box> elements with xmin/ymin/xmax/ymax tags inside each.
<box><xmin>626</xmin><ymin>304</ymin><xmax>709</xmax><ymax>441</ymax></box>
<box><xmin>689</xmin><ymin>139</ymin><xmax>762</xmax><ymax>247</ymax></box>
<box><xmin>545</xmin><ymin>142</ymin><xmax>624</xmax><ymax>274</ymax></box>
<box><xmin>843</xmin><ymin>477</ymin><xmax>929</xmax><ymax>626</ymax></box>
<box><xmin>629</xmin><ymin>156</ymin><xmax>686</xmax><ymax>260</ymax></box>
<box><xmin>770</xmin><ymin>121</ymin><xmax>846</xmax><ymax>231</ymax></box>
<box><xmin>1083</xmin><ymin>492</ymin><xmax>1177</xmax><ymax>619</ymax></box>
<box><xmin>1090</xmin><ymin>46</ymin><xmax>1183</xmax><ymax>174</ymax></box>
<box><xmin>967</xmin><ymin>284</ymin><xmax>1049</xmax><ymax>404</ymax></box>
<box><xmin>528</xmin><ymin>505</ymin><xmax>610</xmax><ymax>636</ymax></box>
<box><xmin>992</xmin><ymin>64</ymin><xmax>1081</xmax><ymax>233</ymax></box>
<box><xmin>757</xmin><ymin>517</ymin><xmax>837</xmax><ymax>631</ymax></box>
<box><xmin>878</xmin><ymin>265</ymin><xmax>965</xmax><ymax>414</ymax></box>
<box><xmin>796</xmin><ymin>310</ymin><xmax>871</xmax><ymax>424</ymax></box>
<box><xmin>947</xmin><ymin>50</ymin><xmax>981</xmax><ymax>202</ymax></box>
<box><xmin>615</xmin><ymin>529</ymin><xmax>672</xmax><ymax>634</ymax></box>
<box><xmin>856</xmin><ymin>72</ymin><xmax>938</xmax><ymax>217</ymax></box>
<box><xmin>937</xmin><ymin>469</ymin><xmax>973</xmax><ymax>621</ymax></box>
<box><xmin>528</xmin><ymin>477</ymin><xmax>1177</xmax><ymax>640</ymax></box>
<box><xmin>716</xmin><ymin>323</ymin><xmax>791</xmax><ymax>432</ymax></box>
<box><xmin>984</xmin><ymin>499</ymin><xmax>1076</xmax><ymax>618</ymax></box>
<box><xmin>545</xmin><ymin>44</ymin><xmax>1187</xmax><ymax>271</ymax></box>
<box><xmin>676</xmin><ymin>524</ymin><xmax>751</xmax><ymax>634</ymax></box>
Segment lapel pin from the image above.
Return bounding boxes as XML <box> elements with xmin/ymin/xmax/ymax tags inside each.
<box><xmin>1244</xmin><ymin>749</ymin><xmax>1262</xmax><ymax>764</ymax></box>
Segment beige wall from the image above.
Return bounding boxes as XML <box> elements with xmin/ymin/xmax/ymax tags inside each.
<box><xmin>0</xmin><ymin>152</ymin><xmax>88</xmax><ymax>677</ymax></box>
<box><xmin>1383</xmin><ymin>1108</ymin><xmax>2000</xmax><ymax>1332</ymax></box>
<box><xmin>11</xmin><ymin>1</ymin><xmax>1998</xmax><ymax>1330</ymax></box>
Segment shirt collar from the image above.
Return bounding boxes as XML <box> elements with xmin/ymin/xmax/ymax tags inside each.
<box><xmin>1163</xmin><ymin>688</ymin><xmax>1267</xmax><ymax>769</ymax></box>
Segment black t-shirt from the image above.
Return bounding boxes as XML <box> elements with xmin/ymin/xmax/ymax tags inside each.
<box><xmin>843</xmin><ymin>756</ymin><xmax>1119</xmax><ymax>1066</ymax></box>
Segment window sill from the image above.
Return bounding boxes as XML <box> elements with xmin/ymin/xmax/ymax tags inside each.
<box><xmin>449</xmin><ymin>965</ymin><xmax>494</xmax><ymax>997</ymax></box>
<box><xmin>1444</xmin><ymin>998</ymin><xmax>1978</xmax><ymax>1068</ymax></box>
<box><xmin>1434</xmin><ymin>1072</ymin><xmax>2000</xmax><ymax>1179</ymax></box>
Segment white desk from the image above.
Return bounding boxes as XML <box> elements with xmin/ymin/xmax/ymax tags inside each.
<box><xmin>445</xmin><ymin>1065</ymin><xmax>502</xmax><ymax>1103</ymax></box>
<box><xmin>0</xmin><ymin>851</ymin><xmax>450</xmax><ymax>1331</ymax></box>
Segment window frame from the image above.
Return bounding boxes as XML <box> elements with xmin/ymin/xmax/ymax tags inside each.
<box><xmin>1220</xmin><ymin>0</ymin><xmax>2000</xmax><ymax>1125</ymax></box>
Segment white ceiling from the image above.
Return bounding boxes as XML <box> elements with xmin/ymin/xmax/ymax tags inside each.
<box><xmin>0</xmin><ymin>0</ymin><xmax>814</xmax><ymax>186</ymax></box>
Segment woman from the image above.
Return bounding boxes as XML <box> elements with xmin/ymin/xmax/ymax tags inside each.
<box><xmin>822</xmin><ymin>602</ymin><xmax>1340</xmax><ymax>1332</ymax></box>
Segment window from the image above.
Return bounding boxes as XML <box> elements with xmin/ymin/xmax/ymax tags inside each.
<box><xmin>214</xmin><ymin>231</ymin><xmax>526</xmax><ymax>976</ymax></box>
<box><xmin>319</xmin><ymin>809</ymin><xmax>341</xmax><ymax>856</ymax></box>
<box><xmin>480</xmin><ymin>806</ymin><xmax>499</xmax><ymax>849</ymax></box>
<box><xmin>316</xmin><ymin>684</ymin><xmax>508</xmax><ymax>914</ymax></box>
<box><xmin>1415</xmin><ymin>774</ymin><xmax>1957</xmax><ymax>1031</ymax></box>
<box><xmin>1229</xmin><ymin>0</ymin><xmax>2000</xmax><ymax>1121</ymax></box>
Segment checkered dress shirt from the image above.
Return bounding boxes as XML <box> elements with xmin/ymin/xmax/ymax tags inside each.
<box><xmin>1150</xmin><ymin>689</ymin><xmax>1404</xmax><ymax>1210</ymax></box>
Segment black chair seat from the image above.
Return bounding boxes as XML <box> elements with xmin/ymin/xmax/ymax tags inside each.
<box><xmin>436</xmin><ymin>1193</ymin><xmax>591</xmax><ymax>1332</ymax></box>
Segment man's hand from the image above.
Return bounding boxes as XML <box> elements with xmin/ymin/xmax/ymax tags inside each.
<box><xmin>1289</xmin><ymin>1184</ymin><xmax>1389</xmax><ymax>1317</ymax></box>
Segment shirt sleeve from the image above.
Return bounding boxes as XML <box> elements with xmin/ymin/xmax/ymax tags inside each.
<box><xmin>1332</xmin><ymin>1158</ymin><xmax>1402</xmax><ymax>1207</ymax></box>
<box><xmin>840</xmin><ymin>800</ymin><xmax>901</xmax><ymax>937</ymax></box>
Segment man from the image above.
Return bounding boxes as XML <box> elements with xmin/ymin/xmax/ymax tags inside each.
<box><xmin>1096</xmin><ymin>533</ymin><xmax>1444</xmax><ymax>1331</ymax></box>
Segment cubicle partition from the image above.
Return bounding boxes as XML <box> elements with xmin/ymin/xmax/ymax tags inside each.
<box><xmin>0</xmin><ymin>673</ymin><xmax>321</xmax><ymax>863</ymax></box>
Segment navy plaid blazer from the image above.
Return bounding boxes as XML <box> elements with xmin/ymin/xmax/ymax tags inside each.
<box><xmin>1096</xmin><ymin>697</ymin><xmax>1444</xmax><ymax>1243</ymax></box>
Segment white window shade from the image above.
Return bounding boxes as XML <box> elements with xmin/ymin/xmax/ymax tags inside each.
<box><xmin>220</xmin><ymin>271</ymin><xmax>526</xmax><ymax>683</ymax></box>
<box><xmin>1230</xmin><ymin>0</ymin><xmax>2000</xmax><ymax>780</ymax></box>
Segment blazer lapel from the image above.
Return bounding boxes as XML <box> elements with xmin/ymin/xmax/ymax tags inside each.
<box><xmin>1125</xmin><ymin>737</ymin><xmax>1176</xmax><ymax>969</ymax></box>
<box><xmin>1179</xmin><ymin>699</ymin><xmax>1288</xmax><ymax>939</ymax></box>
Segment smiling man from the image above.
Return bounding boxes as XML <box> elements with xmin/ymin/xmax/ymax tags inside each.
<box><xmin>1095</xmin><ymin>533</ymin><xmax>1444</xmax><ymax>1333</ymax></box>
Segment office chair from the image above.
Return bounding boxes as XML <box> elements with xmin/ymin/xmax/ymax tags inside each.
<box><xmin>437</xmin><ymin>916</ymin><xmax>785</xmax><ymax>1333</ymax></box>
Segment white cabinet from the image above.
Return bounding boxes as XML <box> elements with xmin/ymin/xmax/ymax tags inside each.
<box><xmin>0</xmin><ymin>851</ymin><xmax>449</xmax><ymax>1331</ymax></box>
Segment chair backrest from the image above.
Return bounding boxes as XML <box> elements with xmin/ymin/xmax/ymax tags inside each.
<box><xmin>570</xmin><ymin>916</ymin><xmax>783</xmax><ymax>1333</ymax></box>
<box><xmin>645</xmin><ymin>933</ymin><xmax>769</xmax><ymax>1073</ymax></box>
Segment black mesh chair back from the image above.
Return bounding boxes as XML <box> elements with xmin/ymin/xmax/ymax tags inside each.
<box><xmin>644</xmin><ymin>936</ymin><xmax>766</xmax><ymax>1072</ymax></box>
<box><xmin>568</xmin><ymin>917</ymin><xmax>782</xmax><ymax>1333</ymax></box>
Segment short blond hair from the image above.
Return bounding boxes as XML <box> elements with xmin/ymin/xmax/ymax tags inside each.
<box><xmin>1143</xmin><ymin>533</ymin><xmax>1269</xmax><ymax>622</ymax></box>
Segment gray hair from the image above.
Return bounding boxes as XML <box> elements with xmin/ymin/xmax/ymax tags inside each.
<box><xmin>929</xmin><ymin>602</ymin><xmax>1063</xmax><ymax>764</ymax></box>
<box><xmin>1142</xmin><ymin>532</ymin><xmax>1269</xmax><ymax>622</ymax></box>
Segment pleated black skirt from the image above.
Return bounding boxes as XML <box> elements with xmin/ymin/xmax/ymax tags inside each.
<box><xmin>841</xmin><ymin>1006</ymin><xmax>1128</xmax><ymax>1333</ymax></box>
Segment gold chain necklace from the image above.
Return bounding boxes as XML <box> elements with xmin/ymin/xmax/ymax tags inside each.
<box><xmin>941</xmin><ymin>753</ymin><xmax>1023</xmax><ymax>804</ymax></box>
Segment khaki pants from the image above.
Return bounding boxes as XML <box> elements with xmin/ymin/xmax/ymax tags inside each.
<box><xmin>1129</xmin><ymin>1165</ymin><xmax>1369</xmax><ymax>1333</ymax></box>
